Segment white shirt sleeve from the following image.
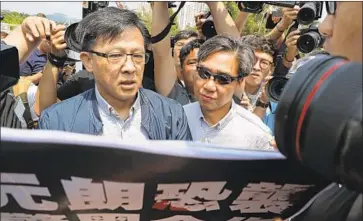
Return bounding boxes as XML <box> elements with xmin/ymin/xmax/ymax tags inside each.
<box><xmin>27</xmin><ymin>83</ymin><xmax>39</xmax><ymax>122</ymax></box>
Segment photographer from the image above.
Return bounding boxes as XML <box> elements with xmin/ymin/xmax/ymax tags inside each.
<box><xmin>1</xmin><ymin>16</ymin><xmax>56</xmax><ymax>128</ymax></box>
<box><xmin>279</xmin><ymin>2</ymin><xmax>362</xmax><ymax>221</ymax></box>
<box><xmin>250</xmin><ymin>31</ymin><xmax>300</xmax><ymax>132</ymax></box>
<box><xmin>265</xmin><ymin>6</ymin><xmax>300</xmax><ymax>47</ymax></box>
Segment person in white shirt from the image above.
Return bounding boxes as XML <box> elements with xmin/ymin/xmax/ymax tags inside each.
<box><xmin>183</xmin><ymin>35</ymin><xmax>274</xmax><ymax>151</ymax></box>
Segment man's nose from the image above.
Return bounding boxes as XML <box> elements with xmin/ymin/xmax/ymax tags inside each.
<box><xmin>203</xmin><ymin>77</ymin><xmax>217</xmax><ymax>92</ymax></box>
<box><xmin>318</xmin><ymin>15</ymin><xmax>333</xmax><ymax>38</ymax></box>
<box><xmin>122</xmin><ymin>55</ymin><xmax>136</xmax><ymax>73</ymax></box>
<box><xmin>253</xmin><ymin>60</ymin><xmax>261</xmax><ymax>72</ymax></box>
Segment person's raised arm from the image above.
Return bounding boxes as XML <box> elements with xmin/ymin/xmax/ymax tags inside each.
<box><xmin>265</xmin><ymin>6</ymin><xmax>300</xmax><ymax>46</ymax></box>
<box><xmin>151</xmin><ymin>2</ymin><xmax>178</xmax><ymax>96</ymax></box>
<box><xmin>206</xmin><ymin>2</ymin><xmax>240</xmax><ymax>37</ymax></box>
<box><xmin>235</xmin><ymin>11</ymin><xmax>250</xmax><ymax>35</ymax></box>
<box><xmin>3</xmin><ymin>16</ymin><xmax>56</xmax><ymax>64</ymax></box>
<box><xmin>35</xmin><ymin>25</ymin><xmax>66</xmax><ymax>116</ymax></box>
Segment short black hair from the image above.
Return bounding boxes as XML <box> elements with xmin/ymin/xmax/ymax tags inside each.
<box><xmin>173</xmin><ymin>30</ymin><xmax>198</xmax><ymax>43</ymax></box>
<box><xmin>179</xmin><ymin>39</ymin><xmax>205</xmax><ymax>69</ymax></box>
<box><xmin>240</xmin><ymin>35</ymin><xmax>276</xmax><ymax>57</ymax></box>
<box><xmin>75</xmin><ymin>7</ymin><xmax>151</xmax><ymax>51</ymax></box>
<box><xmin>198</xmin><ymin>35</ymin><xmax>254</xmax><ymax>77</ymax></box>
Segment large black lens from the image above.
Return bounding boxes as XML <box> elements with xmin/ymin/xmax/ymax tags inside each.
<box><xmin>201</xmin><ymin>20</ymin><xmax>217</xmax><ymax>39</ymax></box>
<box><xmin>266</xmin><ymin>76</ymin><xmax>289</xmax><ymax>103</ymax></box>
<box><xmin>243</xmin><ymin>2</ymin><xmax>263</xmax><ymax>11</ymax></box>
<box><xmin>297</xmin><ymin>31</ymin><xmax>322</xmax><ymax>53</ymax></box>
<box><xmin>297</xmin><ymin>2</ymin><xmax>317</xmax><ymax>25</ymax></box>
<box><xmin>274</xmin><ymin>55</ymin><xmax>363</xmax><ymax>192</ymax></box>
<box><xmin>64</xmin><ymin>23</ymin><xmax>82</xmax><ymax>52</ymax></box>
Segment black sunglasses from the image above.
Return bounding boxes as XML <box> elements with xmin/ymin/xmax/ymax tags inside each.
<box><xmin>196</xmin><ymin>66</ymin><xmax>242</xmax><ymax>85</ymax></box>
<box><xmin>326</xmin><ymin>1</ymin><xmax>337</xmax><ymax>15</ymax></box>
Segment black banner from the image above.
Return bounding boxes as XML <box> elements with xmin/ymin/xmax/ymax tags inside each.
<box><xmin>0</xmin><ymin>128</ymin><xmax>330</xmax><ymax>221</ymax></box>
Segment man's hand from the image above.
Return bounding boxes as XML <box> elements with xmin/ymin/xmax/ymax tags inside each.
<box><xmin>285</xmin><ymin>29</ymin><xmax>300</xmax><ymax>63</ymax></box>
<box><xmin>240</xmin><ymin>92</ymin><xmax>254</xmax><ymax>111</ymax></box>
<box><xmin>195</xmin><ymin>12</ymin><xmax>207</xmax><ymax>39</ymax></box>
<box><xmin>236</xmin><ymin>78</ymin><xmax>253</xmax><ymax>111</ymax></box>
<box><xmin>280</xmin><ymin>6</ymin><xmax>300</xmax><ymax>29</ymax></box>
<box><xmin>49</xmin><ymin>25</ymin><xmax>67</xmax><ymax>57</ymax></box>
<box><xmin>115</xmin><ymin>2</ymin><xmax>125</xmax><ymax>9</ymax></box>
<box><xmin>62</xmin><ymin>65</ymin><xmax>75</xmax><ymax>77</ymax></box>
<box><xmin>259</xmin><ymin>75</ymin><xmax>273</xmax><ymax>104</ymax></box>
<box><xmin>21</xmin><ymin>16</ymin><xmax>57</xmax><ymax>42</ymax></box>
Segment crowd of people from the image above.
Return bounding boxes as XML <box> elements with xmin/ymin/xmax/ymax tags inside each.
<box><xmin>1</xmin><ymin>2</ymin><xmax>362</xmax><ymax>152</ymax></box>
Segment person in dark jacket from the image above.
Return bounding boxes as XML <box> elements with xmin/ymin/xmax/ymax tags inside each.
<box><xmin>38</xmin><ymin>7</ymin><xmax>191</xmax><ymax>140</ymax></box>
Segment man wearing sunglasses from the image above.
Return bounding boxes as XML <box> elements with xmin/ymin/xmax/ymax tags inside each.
<box><xmin>37</xmin><ymin>7</ymin><xmax>191</xmax><ymax>141</ymax></box>
<box><xmin>183</xmin><ymin>35</ymin><xmax>274</xmax><ymax>150</ymax></box>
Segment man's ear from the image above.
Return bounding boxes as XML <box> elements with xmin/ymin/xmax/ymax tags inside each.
<box><xmin>80</xmin><ymin>52</ymin><xmax>93</xmax><ymax>73</ymax></box>
<box><xmin>268</xmin><ymin>65</ymin><xmax>274</xmax><ymax>76</ymax></box>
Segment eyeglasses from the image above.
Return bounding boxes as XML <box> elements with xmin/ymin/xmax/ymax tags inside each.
<box><xmin>88</xmin><ymin>50</ymin><xmax>150</xmax><ymax>65</ymax></box>
<box><xmin>255</xmin><ymin>58</ymin><xmax>273</xmax><ymax>70</ymax></box>
<box><xmin>326</xmin><ymin>1</ymin><xmax>337</xmax><ymax>15</ymax></box>
<box><xmin>196</xmin><ymin>66</ymin><xmax>242</xmax><ymax>85</ymax></box>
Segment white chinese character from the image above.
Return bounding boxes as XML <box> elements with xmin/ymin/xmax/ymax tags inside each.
<box><xmin>152</xmin><ymin>215</ymin><xmax>205</xmax><ymax>221</ymax></box>
<box><xmin>280</xmin><ymin>184</ymin><xmax>312</xmax><ymax>192</ymax></box>
<box><xmin>62</xmin><ymin>177</ymin><xmax>144</xmax><ymax>211</ymax></box>
<box><xmin>230</xmin><ymin>182</ymin><xmax>294</xmax><ymax>214</ymax></box>
<box><xmin>0</xmin><ymin>213</ymin><xmax>68</xmax><ymax>221</ymax></box>
<box><xmin>228</xmin><ymin>218</ymin><xmax>274</xmax><ymax>221</ymax></box>
<box><xmin>264</xmin><ymin>201</ymin><xmax>291</xmax><ymax>214</ymax></box>
<box><xmin>103</xmin><ymin>181</ymin><xmax>144</xmax><ymax>210</ymax></box>
<box><xmin>0</xmin><ymin>173</ymin><xmax>58</xmax><ymax>211</ymax></box>
<box><xmin>154</xmin><ymin>182</ymin><xmax>231</xmax><ymax>212</ymax></box>
<box><xmin>243</xmin><ymin>183</ymin><xmax>282</xmax><ymax>192</ymax></box>
<box><xmin>77</xmin><ymin>213</ymin><xmax>140</xmax><ymax>221</ymax></box>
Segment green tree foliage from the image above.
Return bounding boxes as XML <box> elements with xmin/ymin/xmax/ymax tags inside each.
<box><xmin>223</xmin><ymin>1</ymin><xmax>239</xmax><ymax>20</ymax></box>
<box><xmin>185</xmin><ymin>24</ymin><xmax>197</xmax><ymax>32</ymax></box>
<box><xmin>137</xmin><ymin>11</ymin><xmax>152</xmax><ymax>33</ymax></box>
<box><xmin>1</xmin><ymin>10</ymin><xmax>29</xmax><ymax>25</ymax></box>
<box><xmin>242</xmin><ymin>13</ymin><xmax>268</xmax><ymax>36</ymax></box>
<box><xmin>169</xmin><ymin>8</ymin><xmax>180</xmax><ymax>37</ymax></box>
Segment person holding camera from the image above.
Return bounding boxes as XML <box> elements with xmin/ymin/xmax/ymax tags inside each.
<box><xmin>1</xmin><ymin>16</ymin><xmax>57</xmax><ymax>128</ymax></box>
<box><xmin>37</xmin><ymin>7</ymin><xmax>191</xmax><ymax>141</ymax></box>
<box><xmin>275</xmin><ymin>2</ymin><xmax>362</xmax><ymax>221</ymax></box>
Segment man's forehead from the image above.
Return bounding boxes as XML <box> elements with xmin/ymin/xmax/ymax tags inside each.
<box><xmin>186</xmin><ymin>48</ymin><xmax>199</xmax><ymax>59</ymax></box>
<box><xmin>176</xmin><ymin>37</ymin><xmax>197</xmax><ymax>44</ymax></box>
<box><xmin>93</xmin><ymin>32</ymin><xmax>145</xmax><ymax>51</ymax></box>
<box><xmin>255</xmin><ymin>50</ymin><xmax>273</xmax><ymax>61</ymax></box>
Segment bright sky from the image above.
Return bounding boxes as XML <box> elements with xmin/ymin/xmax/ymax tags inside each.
<box><xmin>1</xmin><ymin>1</ymin><xmax>327</xmax><ymax>22</ymax></box>
<box><xmin>0</xmin><ymin>1</ymin><xmax>140</xmax><ymax>19</ymax></box>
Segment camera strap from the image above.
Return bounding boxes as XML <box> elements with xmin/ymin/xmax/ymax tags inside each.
<box><xmin>151</xmin><ymin>2</ymin><xmax>186</xmax><ymax>44</ymax></box>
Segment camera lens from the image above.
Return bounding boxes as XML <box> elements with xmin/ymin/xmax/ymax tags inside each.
<box><xmin>266</xmin><ymin>76</ymin><xmax>289</xmax><ymax>103</ymax></box>
<box><xmin>297</xmin><ymin>31</ymin><xmax>322</xmax><ymax>53</ymax></box>
<box><xmin>297</xmin><ymin>2</ymin><xmax>317</xmax><ymax>25</ymax></box>
<box><xmin>64</xmin><ymin>23</ymin><xmax>82</xmax><ymax>52</ymax></box>
<box><xmin>243</xmin><ymin>2</ymin><xmax>263</xmax><ymax>11</ymax></box>
<box><xmin>274</xmin><ymin>55</ymin><xmax>363</xmax><ymax>191</ymax></box>
<box><xmin>201</xmin><ymin>20</ymin><xmax>217</xmax><ymax>39</ymax></box>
